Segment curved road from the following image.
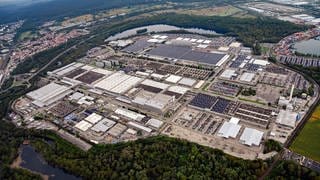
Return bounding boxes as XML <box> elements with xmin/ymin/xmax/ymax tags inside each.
<box><xmin>259</xmin><ymin>61</ymin><xmax>320</xmax><ymax>179</ymax></box>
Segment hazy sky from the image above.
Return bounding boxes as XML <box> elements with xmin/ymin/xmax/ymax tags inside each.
<box><xmin>0</xmin><ymin>0</ymin><xmax>53</xmax><ymax>7</ymax></box>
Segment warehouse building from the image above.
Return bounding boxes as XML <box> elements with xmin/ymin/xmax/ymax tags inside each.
<box><xmin>165</xmin><ymin>75</ymin><xmax>182</xmax><ymax>84</ymax></box>
<box><xmin>94</xmin><ymin>72</ymin><xmax>142</xmax><ymax>94</ymax></box>
<box><xmin>75</xmin><ymin>120</ymin><xmax>93</xmax><ymax>132</ymax></box>
<box><xmin>146</xmin><ymin>118</ymin><xmax>164</xmax><ymax>129</ymax></box>
<box><xmin>276</xmin><ymin>110</ymin><xmax>298</xmax><ymax>128</ymax></box>
<box><xmin>178</xmin><ymin>78</ymin><xmax>197</xmax><ymax>87</ymax></box>
<box><xmin>85</xmin><ymin>113</ymin><xmax>103</xmax><ymax>124</ymax></box>
<box><xmin>114</xmin><ymin>108</ymin><xmax>146</xmax><ymax>122</ymax></box>
<box><xmin>239</xmin><ymin>128</ymin><xmax>264</xmax><ymax>146</ymax></box>
<box><xmin>217</xmin><ymin>118</ymin><xmax>242</xmax><ymax>139</ymax></box>
<box><xmin>49</xmin><ymin>62</ymin><xmax>84</xmax><ymax>77</ymax></box>
<box><xmin>91</xmin><ymin>118</ymin><xmax>116</xmax><ymax>133</ymax></box>
<box><xmin>239</xmin><ymin>72</ymin><xmax>256</xmax><ymax>82</ymax></box>
<box><xmin>133</xmin><ymin>91</ymin><xmax>175</xmax><ymax>114</ymax></box>
<box><xmin>107</xmin><ymin>123</ymin><xmax>127</xmax><ymax>137</ymax></box>
<box><xmin>128</xmin><ymin>121</ymin><xmax>152</xmax><ymax>133</ymax></box>
<box><xmin>220</xmin><ymin>69</ymin><xmax>238</xmax><ymax>79</ymax></box>
<box><xmin>26</xmin><ymin>82</ymin><xmax>72</xmax><ymax>108</ymax></box>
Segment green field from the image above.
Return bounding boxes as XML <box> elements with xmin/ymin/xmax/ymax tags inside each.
<box><xmin>290</xmin><ymin>105</ymin><xmax>320</xmax><ymax>162</ymax></box>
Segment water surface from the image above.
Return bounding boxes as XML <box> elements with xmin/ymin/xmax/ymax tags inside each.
<box><xmin>106</xmin><ymin>24</ymin><xmax>219</xmax><ymax>41</ymax></box>
<box><xmin>20</xmin><ymin>145</ymin><xmax>80</xmax><ymax>180</ymax></box>
<box><xmin>293</xmin><ymin>37</ymin><xmax>320</xmax><ymax>56</ymax></box>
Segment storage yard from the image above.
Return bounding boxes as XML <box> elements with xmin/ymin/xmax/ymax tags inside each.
<box><xmin>13</xmin><ymin>32</ymin><xmax>317</xmax><ymax>160</ymax></box>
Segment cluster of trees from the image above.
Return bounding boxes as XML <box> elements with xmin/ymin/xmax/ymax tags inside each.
<box><xmin>31</xmin><ymin>133</ymin><xmax>269</xmax><ymax>179</ymax></box>
<box><xmin>268</xmin><ymin>160</ymin><xmax>319</xmax><ymax>179</ymax></box>
<box><xmin>241</xmin><ymin>87</ymin><xmax>256</xmax><ymax>96</ymax></box>
<box><xmin>129</xmin><ymin>13</ymin><xmax>307</xmax><ymax>49</ymax></box>
<box><xmin>263</xmin><ymin>140</ymin><xmax>283</xmax><ymax>154</ymax></box>
<box><xmin>0</xmin><ymin>120</ymin><xmax>41</xmax><ymax>180</ymax></box>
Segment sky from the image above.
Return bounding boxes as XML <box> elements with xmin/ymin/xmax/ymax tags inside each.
<box><xmin>0</xmin><ymin>0</ymin><xmax>53</xmax><ymax>7</ymax></box>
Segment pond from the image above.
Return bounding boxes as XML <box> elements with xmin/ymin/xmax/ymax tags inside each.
<box><xmin>19</xmin><ymin>145</ymin><xmax>80</xmax><ymax>180</ymax></box>
<box><xmin>106</xmin><ymin>24</ymin><xmax>219</xmax><ymax>41</ymax></box>
<box><xmin>293</xmin><ymin>37</ymin><xmax>320</xmax><ymax>56</ymax></box>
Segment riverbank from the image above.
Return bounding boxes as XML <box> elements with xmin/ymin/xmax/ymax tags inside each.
<box><xmin>10</xmin><ymin>146</ymin><xmax>49</xmax><ymax>180</ymax></box>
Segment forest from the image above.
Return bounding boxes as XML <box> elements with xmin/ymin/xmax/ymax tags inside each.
<box><xmin>126</xmin><ymin>13</ymin><xmax>307</xmax><ymax>48</ymax></box>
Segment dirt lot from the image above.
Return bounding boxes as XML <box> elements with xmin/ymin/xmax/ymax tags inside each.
<box><xmin>162</xmin><ymin>123</ymin><xmax>261</xmax><ymax>160</ymax></box>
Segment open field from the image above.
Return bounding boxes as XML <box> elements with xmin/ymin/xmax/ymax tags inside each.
<box><xmin>290</xmin><ymin>105</ymin><xmax>320</xmax><ymax>162</ymax></box>
<box><xmin>179</xmin><ymin>5</ymin><xmax>244</xmax><ymax>17</ymax></box>
<box><xmin>18</xmin><ymin>31</ymin><xmax>38</xmax><ymax>41</ymax></box>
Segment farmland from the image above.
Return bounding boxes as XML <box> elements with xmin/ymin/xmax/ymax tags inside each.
<box><xmin>290</xmin><ymin>105</ymin><xmax>320</xmax><ymax>162</ymax></box>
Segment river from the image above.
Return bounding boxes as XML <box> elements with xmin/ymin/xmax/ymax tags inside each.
<box><xmin>293</xmin><ymin>37</ymin><xmax>320</xmax><ymax>56</ymax></box>
<box><xmin>106</xmin><ymin>24</ymin><xmax>219</xmax><ymax>41</ymax></box>
<box><xmin>15</xmin><ymin>145</ymin><xmax>80</xmax><ymax>180</ymax></box>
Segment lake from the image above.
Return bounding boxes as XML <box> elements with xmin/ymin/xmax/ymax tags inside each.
<box><xmin>293</xmin><ymin>37</ymin><xmax>320</xmax><ymax>56</ymax></box>
<box><xmin>106</xmin><ymin>24</ymin><xmax>219</xmax><ymax>41</ymax></box>
<box><xmin>19</xmin><ymin>145</ymin><xmax>80</xmax><ymax>180</ymax></box>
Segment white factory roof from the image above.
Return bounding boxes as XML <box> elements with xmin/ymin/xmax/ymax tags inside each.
<box><xmin>167</xmin><ymin>85</ymin><xmax>189</xmax><ymax>95</ymax></box>
<box><xmin>152</xmin><ymin>35</ymin><xmax>160</xmax><ymax>38</ymax></box>
<box><xmin>159</xmin><ymin>35</ymin><xmax>168</xmax><ymax>39</ymax></box>
<box><xmin>253</xmin><ymin>59</ymin><xmax>270</xmax><ymax>66</ymax></box>
<box><xmin>196</xmin><ymin>39</ymin><xmax>204</xmax><ymax>43</ymax></box>
<box><xmin>110</xmin><ymin>76</ymin><xmax>142</xmax><ymax>94</ymax></box>
<box><xmin>81</xmin><ymin>65</ymin><xmax>95</xmax><ymax>71</ymax></box>
<box><xmin>91</xmin><ymin>118</ymin><xmax>116</xmax><ymax>133</ymax></box>
<box><xmin>178</xmin><ymin>78</ymin><xmax>197</xmax><ymax>87</ymax></box>
<box><xmin>151</xmin><ymin>73</ymin><xmax>166</xmax><ymax>80</ymax></box>
<box><xmin>107</xmin><ymin>123</ymin><xmax>127</xmax><ymax>137</ymax></box>
<box><xmin>147</xmin><ymin>39</ymin><xmax>160</xmax><ymax>43</ymax></box>
<box><xmin>146</xmin><ymin>118</ymin><xmax>164</xmax><ymax>129</ymax></box>
<box><xmin>128</xmin><ymin>122</ymin><xmax>152</xmax><ymax>133</ymax></box>
<box><xmin>240</xmin><ymin>72</ymin><xmax>255</xmax><ymax>82</ymax></box>
<box><xmin>115</xmin><ymin>108</ymin><xmax>145</xmax><ymax>121</ymax></box>
<box><xmin>190</xmin><ymin>38</ymin><xmax>197</xmax><ymax>42</ymax></box>
<box><xmin>68</xmin><ymin>92</ymin><xmax>85</xmax><ymax>101</ymax></box>
<box><xmin>176</xmin><ymin>37</ymin><xmax>183</xmax><ymax>40</ymax></box>
<box><xmin>27</xmin><ymin>83</ymin><xmax>72</xmax><ymax>107</ymax></box>
<box><xmin>165</xmin><ymin>75</ymin><xmax>182</xmax><ymax>84</ymax></box>
<box><xmin>94</xmin><ymin>72</ymin><xmax>141</xmax><ymax>94</ymax></box>
<box><xmin>197</xmin><ymin>44</ymin><xmax>208</xmax><ymax>48</ymax></box>
<box><xmin>194</xmin><ymin>80</ymin><xmax>205</xmax><ymax>89</ymax></box>
<box><xmin>75</xmin><ymin>120</ymin><xmax>92</xmax><ymax>132</ymax></box>
<box><xmin>220</xmin><ymin>69</ymin><xmax>237</xmax><ymax>79</ymax></box>
<box><xmin>276</xmin><ymin>110</ymin><xmax>297</xmax><ymax>128</ymax></box>
<box><xmin>240</xmin><ymin>128</ymin><xmax>264</xmax><ymax>146</ymax></box>
<box><xmin>218</xmin><ymin>46</ymin><xmax>230</xmax><ymax>51</ymax></box>
<box><xmin>85</xmin><ymin>113</ymin><xmax>103</xmax><ymax>124</ymax></box>
<box><xmin>91</xmin><ymin>68</ymin><xmax>113</xmax><ymax>76</ymax></box>
<box><xmin>144</xmin><ymin>93</ymin><xmax>173</xmax><ymax>111</ymax></box>
<box><xmin>136</xmin><ymin>71</ymin><xmax>150</xmax><ymax>77</ymax></box>
<box><xmin>229</xmin><ymin>42</ymin><xmax>241</xmax><ymax>48</ymax></box>
<box><xmin>126</xmin><ymin>128</ymin><xmax>137</xmax><ymax>135</ymax></box>
<box><xmin>217</xmin><ymin>121</ymin><xmax>241</xmax><ymax>139</ymax></box>
<box><xmin>203</xmin><ymin>40</ymin><xmax>211</xmax><ymax>44</ymax></box>
<box><xmin>229</xmin><ymin>117</ymin><xmax>240</xmax><ymax>124</ymax></box>
<box><xmin>141</xmin><ymin>79</ymin><xmax>169</xmax><ymax>90</ymax></box>
<box><xmin>52</xmin><ymin>62</ymin><xmax>84</xmax><ymax>76</ymax></box>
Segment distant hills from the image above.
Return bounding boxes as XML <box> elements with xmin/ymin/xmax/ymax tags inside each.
<box><xmin>0</xmin><ymin>0</ymin><xmax>160</xmax><ymax>24</ymax></box>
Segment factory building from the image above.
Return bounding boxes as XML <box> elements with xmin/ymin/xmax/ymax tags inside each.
<box><xmin>26</xmin><ymin>82</ymin><xmax>72</xmax><ymax>108</ymax></box>
<box><xmin>133</xmin><ymin>91</ymin><xmax>175</xmax><ymax>114</ymax></box>
<box><xmin>276</xmin><ymin>110</ymin><xmax>299</xmax><ymax>129</ymax></box>
<box><xmin>217</xmin><ymin>117</ymin><xmax>241</xmax><ymax>139</ymax></box>
<box><xmin>239</xmin><ymin>128</ymin><xmax>264</xmax><ymax>146</ymax></box>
